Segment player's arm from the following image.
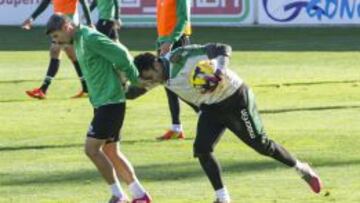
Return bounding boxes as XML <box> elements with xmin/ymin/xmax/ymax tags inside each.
<box><xmin>169</xmin><ymin>0</ymin><xmax>189</xmax><ymax>43</ymax></box>
<box><xmin>125</xmin><ymin>79</ymin><xmax>159</xmax><ymax>99</ymax></box>
<box><xmin>22</xmin><ymin>0</ymin><xmax>51</xmax><ymax>29</ymax></box>
<box><xmin>30</xmin><ymin>0</ymin><xmax>51</xmax><ymax>20</ymax></box>
<box><xmin>79</xmin><ymin>0</ymin><xmax>93</xmax><ymax>26</ymax></box>
<box><xmin>87</xmin><ymin>33</ymin><xmax>139</xmax><ymax>85</ymax></box>
<box><xmin>169</xmin><ymin>44</ymin><xmax>206</xmax><ymax>63</ymax></box>
<box><xmin>204</xmin><ymin>43</ymin><xmax>232</xmax><ymax>74</ymax></box>
<box><xmin>89</xmin><ymin>0</ymin><xmax>97</xmax><ymax>12</ymax></box>
<box><xmin>125</xmin><ymin>86</ymin><xmax>147</xmax><ymax>100</ymax></box>
<box><xmin>169</xmin><ymin>43</ymin><xmax>231</xmax><ymax>73</ymax></box>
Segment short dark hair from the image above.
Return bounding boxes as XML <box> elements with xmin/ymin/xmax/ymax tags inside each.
<box><xmin>134</xmin><ymin>52</ymin><xmax>156</xmax><ymax>76</ymax></box>
<box><xmin>45</xmin><ymin>13</ymin><xmax>70</xmax><ymax>35</ymax></box>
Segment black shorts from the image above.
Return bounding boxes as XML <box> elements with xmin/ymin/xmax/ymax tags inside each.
<box><xmin>96</xmin><ymin>19</ymin><xmax>118</xmax><ymax>40</ymax></box>
<box><xmin>87</xmin><ymin>103</ymin><xmax>125</xmax><ymax>143</ymax></box>
<box><xmin>194</xmin><ymin>85</ymin><xmax>268</xmax><ymax>156</ymax></box>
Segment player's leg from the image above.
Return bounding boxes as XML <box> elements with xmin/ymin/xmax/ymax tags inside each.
<box><xmin>85</xmin><ymin>103</ymin><xmax>131</xmax><ymax>202</ymax></box>
<box><xmin>64</xmin><ymin>46</ymin><xmax>88</xmax><ymax>98</ymax></box>
<box><xmin>158</xmin><ymin>36</ymin><xmax>189</xmax><ymax>140</ymax></box>
<box><xmin>226</xmin><ymin>85</ymin><xmax>322</xmax><ymax>193</ymax></box>
<box><xmin>84</xmin><ymin>137</ymin><xmax>116</xmax><ymax>184</ymax></box>
<box><xmin>103</xmin><ymin>143</ymin><xmax>151</xmax><ymax>202</ymax></box>
<box><xmin>179</xmin><ymin>96</ymin><xmax>199</xmax><ymax>113</ymax></box>
<box><xmin>194</xmin><ymin>111</ymin><xmax>230</xmax><ymax>203</ymax></box>
<box><xmin>25</xmin><ymin>43</ymin><xmax>61</xmax><ymax>99</ymax></box>
<box><xmin>157</xmin><ymin>87</ymin><xmax>184</xmax><ymax>140</ymax></box>
<box><xmin>98</xmin><ymin>103</ymin><xmax>151</xmax><ymax>203</ymax></box>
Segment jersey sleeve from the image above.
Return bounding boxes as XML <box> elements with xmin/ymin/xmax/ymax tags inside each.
<box><xmin>170</xmin><ymin>44</ymin><xmax>207</xmax><ymax>63</ymax></box>
<box><xmin>203</xmin><ymin>43</ymin><xmax>232</xmax><ymax>74</ymax></box>
<box><xmin>30</xmin><ymin>0</ymin><xmax>51</xmax><ymax>20</ymax></box>
<box><xmin>204</xmin><ymin>43</ymin><xmax>232</xmax><ymax>58</ymax></box>
<box><xmin>87</xmin><ymin>33</ymin><xmax>139</xmax><ymax>85</ymax></box>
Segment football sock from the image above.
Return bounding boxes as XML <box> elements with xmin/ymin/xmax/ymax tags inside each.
<box><xmin>72</xmin><ymin>61</ymin><xmax>88</xmax><ymax>93</ymax></box>
<box><xmin>198</xmin><ymin>153</ymin><xmax>224</xmax><ymax>190</ymax></box>
<box><xmin>165</xmin><ymin>88</ymin><xmax>181</xmax><ymax>124</ymax></box>
<box><xmin>294</xmin><ymin>160</ymin><xmax>307</xmax><ymax>174</ymax></box>
<box><xmin>216</xmin><ymin>187</ymin><xmax>231</xmax><ymax>202</ymax></box>
<box><xmin>269</xmin><ymin>141</ymin><xmax>297</xmax><ymax>167</ymax></box>
<box><xmin>110</xmin><ymin>181</ymin><xmax>126</xmax><ymax>199</ymax></box>
<box><xmin>171</xmin><ymin>124</ymin><xmax>183</xmax><ymax>132</ymax></box>
<box><xmin>40</xmin><ymin>58</ymin><xmax>60</xmax><ymax>93</ymax></box>
<box><xmin>129</xmin><ymin>180</ymin><xmax>146</xmax><ymax>199</ymax></box>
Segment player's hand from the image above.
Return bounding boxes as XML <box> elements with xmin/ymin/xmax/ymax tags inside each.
<box><xmin>194</xmin><ymin>73</ymin><xmax>222</xmax><ymax>94</ymax></box>
<box><xmin>138</xmin><ymin>78</ymin><xmax>156</xmax><ymax>90</ymax></box>
<box><xmin>204</xmin><ymin>74</ymin><xmax>222</xmax><ymax>84</ymax></box>
<box><xmin>159</xmin><ymin>42</ymin><xmax>173</xmax><ymax>56</ymax></box>
<box><xmin>22</xmin><ymin>18</ymin><xmax>33</xmax><ymax>30</ymax></box>
<box><xmin>114</xmin><ymin>19</ymin><xmax>122</xmax><ymax>30</ymax></box>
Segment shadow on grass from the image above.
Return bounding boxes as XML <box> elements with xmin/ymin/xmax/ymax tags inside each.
<box><xmin>0</xmin><ymin>143</ymin><xmax>83</xmax><ymax>151</ymax></box>
<box><xmin>1</xmin><ymin>158</ymin><xmax>360</xmax><ymax>186</ymax></box>
<box><xmin>0</xmin><ymin>78</ymin><xmax>73</xmax><ymax>84</ymax></box>
<box><xmin>260</xmin><ymin>104</ymin><xmax>360</xmax><ymax>114</ymax></box>
<box><xmin>0</xmin><ymin>97</ymin><xmax>82</xmax><ymax>103</ymax></box>
<box><xmin>0</xmin><ymin>138</ymin><xmax>193</xmax><ymax>152</ymax></box>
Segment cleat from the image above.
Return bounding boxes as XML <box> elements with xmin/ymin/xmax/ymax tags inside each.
<box><xmin>131</xmin><ymin>193</ymin><xmax>151</xmax><ymax>203</ymax></box>
<box><xmin>25</xmin><ymin>88</ymin><xmax>46</xmax><ymax>99</ymax></box>
<box><xmin>156</xmin><ymin>130</ymin><xmax>185</xmax><ymax>140</ymax></box>
<box><xmin>71</xmin><ymin>90</ymin><xmax>88</xmax><ymax>99</ymax></box>
<box><xmin>298</xmin><ymin>163</ymin><xmax>323</xmax><ymax>193</ymax></box>
<box><xmin>108</xmin><ymin>195</ymin><xmax>129</xmax><ymax>203</ymax></box>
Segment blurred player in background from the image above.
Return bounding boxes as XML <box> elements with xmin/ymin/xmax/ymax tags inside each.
<box><xmin>22</xmin><ymin>0</ymin><xmax>92</xmax><ymax>99</ymax></box>
<box><xmin>156</xmin><ymin>0</ymin><xmax>192</xmax><ymax>140</ymax></box>
<box><xmin>133</xmin><ymin>43</ymin><xmax>323</xmax><ymax>203</ymax></box>
<box><xmin>90</xmin><ymin>0</ymin><xmax>121</xmax><ymax>41</ymax></box>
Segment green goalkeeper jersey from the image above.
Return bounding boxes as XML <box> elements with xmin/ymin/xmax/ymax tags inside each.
<box><xmin>164</xmin><ymin>44</ymin><xmax>243</xmax><ymax>106</ymax></box>
<box><xmin>73</xmin><ymin>26</ymin><xmax>139</xmax><ymax>108</ymax></box>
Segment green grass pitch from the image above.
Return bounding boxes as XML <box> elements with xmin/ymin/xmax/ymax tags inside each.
<box><xmin>0</xmin><ymin>26</ymin><xmax>359</xmax><ymax>203</ymax></box>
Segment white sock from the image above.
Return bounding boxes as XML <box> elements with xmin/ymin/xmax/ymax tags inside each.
<box><xmin>294</xmin><ymin>160</ymin><xmax>305</xmax><ymax>170</ymax></box>
<box><xmin>129</xmin><ymin>180</ymin><xmax>146</xmax><ymax>199</ymax></box>
<box><xmin>216</xmin><ymin>187</ymin><xmax>231</xmax><ymax>202</ymax></box>
<box><xmin>294</xmin><ymin>160</ymin><xmax>308</xmax><ymax>175</ymax></box>
<box><xmin>110</xmin><ymin>182</ymin><xmax>126</xmax><ymax>199</ymax></box>
<box><xmin>171</xmin><ymin>124</ymin><xmax>183</xmax><ymax>132</ymax></box>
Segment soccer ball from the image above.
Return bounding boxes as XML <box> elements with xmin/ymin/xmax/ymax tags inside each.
<box><xmin>189</xmin><ymin>60</ymin><xmax>219</xmax><ymax>93</ymax></box>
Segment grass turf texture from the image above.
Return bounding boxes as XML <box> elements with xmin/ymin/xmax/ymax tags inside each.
<box><xmin>0</xmin><ymin>26</ymin><xmax>359</xmax><ymax>203</ymax></box>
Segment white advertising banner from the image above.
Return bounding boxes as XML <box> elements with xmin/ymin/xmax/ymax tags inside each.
<box><xmin>258</xmin><ymin>0</ymin><xmax>360</xmax><ymax>25</ymax></box>
<box><xmin>0</xmin><ymin>0</ymin><xmax>254</xmax><ymax>26</ymax></box>
<box><xmin>0</xmin><ymin>0</ymin><xmax>53</xmax><ymax>25</ymax></box>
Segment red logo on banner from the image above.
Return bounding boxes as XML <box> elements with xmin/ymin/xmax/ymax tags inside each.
<box><xmin>120</xmin><ymin>0</ymin><xmax>243</xmax><ymax>15</ymax></box>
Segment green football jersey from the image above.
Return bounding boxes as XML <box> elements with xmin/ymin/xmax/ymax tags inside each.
<box><xmin>73</xmin><ymin>26</ymin><xmax>138</xmax><ymax>108</ymax></box>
